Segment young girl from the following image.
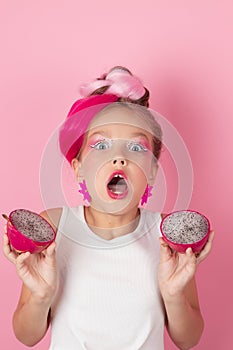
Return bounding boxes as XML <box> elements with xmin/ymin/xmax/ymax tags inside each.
<box><xmin>3</xmin><ymin>66</ymin><xmax>214</xmax><ymax>350</ymax></box>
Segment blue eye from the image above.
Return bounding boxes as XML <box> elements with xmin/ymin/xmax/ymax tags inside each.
<box><xmin>90</xmin><ymin>140</ymin><xmax>111</xmax><ymax>150</ymax></box>
<box><xmin>127</xmin><ymin>142</ymin><xmax>148</xmax><ymax>152</ymax></box>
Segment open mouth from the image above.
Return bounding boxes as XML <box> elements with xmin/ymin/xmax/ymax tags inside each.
<box><xmin>107</xmin><ymin>172</ymin><xmax>128</xmax><ymax>199</ymax></box>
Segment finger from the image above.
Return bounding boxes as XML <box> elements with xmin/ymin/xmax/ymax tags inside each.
<box><xmin>185</xmin><ymin>247</ymin><xmax>197</xmax><ymax>273</ymax></box>
<box><xmin>208</xmin><ymin>230</ymin><xmax>215</xmax><ymax>243</ymax></box>
<box><xmin>159</xmin><ymin>237</ymin><xmax>173</xmax><ymax>262</ymax></box>
<box><xmin>199</xmin><ymin>230</ymin><xmax>214</xmax><ymax>256</ymax></box>
<box><xmin>44</xmin><ymin>241</ymin><xmax>56</xmax><ymax>256</ymax></box>
<box><xmin>3</xmin><ymin>232</ymin><xmax>9</xmax><ymax>246</ymax></box>
<box><xmin>15</xmin><ymin>251</ymin><xmax>31</xmax><ymax>271</ymax></box>
<box><xmin>174</xmin><ymin>248</ymin><xmax>197</xmax><ymax>284</ymax></box>
<box><xmin>4</xmin><ymin>224</ymin><xmax>7</xmax><ymax>234</ymax></box>
<box><xmin>42</xmin><ymin>242</ymin><xmax>56</xmax><ymax>266</ymax></box>
<box><xmin>197</xmin><ymin>230</ymin><xmax>215</xmax><ymax>264</ymax></box>
<box><xmin>2</xmin><ymin>233</ymin><xmax>11</xmax><ymax>255</ymax></box>
<box><xmin>2</xmin><ymin>234</ymin><xmax>18</xmax><ymax>263</ymax></box>
<box><xmin>177</xmin><ymin>247</ymin><xmax>195</xmax><ymax>264</ymax></box>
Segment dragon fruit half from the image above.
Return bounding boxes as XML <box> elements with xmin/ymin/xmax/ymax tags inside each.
<box><xmin>160</xmin><ymin>210</ymin><xmax>210</xmax><ymax>253</ymax></box>
<box><xmin>3</xmin><ymin>209</ymin><xmax>56</xmax><ymax>254</ymax></box>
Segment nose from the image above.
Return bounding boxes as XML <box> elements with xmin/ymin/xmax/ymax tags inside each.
<box><xmin>112</xmin><ymin>157</ymin><xmax>127</xmax><ymax>167</ymax></box>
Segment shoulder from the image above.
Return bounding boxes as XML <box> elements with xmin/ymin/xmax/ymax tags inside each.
<box><xmin>40</xmin><ymin>208</ymin><xmax>63</xmax><ymax>233</ymax></box>
<box><xmin>141</xmin><ymin>209</ymin><xmax>167</xmax><ymax>220</ymax></box>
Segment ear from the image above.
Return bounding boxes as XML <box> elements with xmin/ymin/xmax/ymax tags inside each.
<box><xmin>71</xmin><ymin>158</ymin><xmax>82</xmax><ymax>180</ymax></box>
<box><xmin>148</xmin><ymin>162</ymin><xmax>158</xmax><ymax>185</ymax></box>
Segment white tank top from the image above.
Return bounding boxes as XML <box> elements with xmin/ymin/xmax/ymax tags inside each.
<box><xmin>49</xmin><ymin>206</ymin><xmax>165</xmax><ymax>350</ymax></box>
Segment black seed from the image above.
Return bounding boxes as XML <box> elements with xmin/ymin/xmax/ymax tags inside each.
<box><xmin>162</xmin><ymin>211</ymin><xmax>208</xmax><ymax>244</ymax></box>
<box><xmin>10</xmin><ymin>210</ymin><xmax>55</xmax><ymax>242</ymax></box>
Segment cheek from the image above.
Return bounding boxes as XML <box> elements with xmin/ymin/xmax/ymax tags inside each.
<box><xmin>126</xmin><ymin>146</ymin><xmax>155</xmax><ymax>170</ymax></box>
<box><xmin>80</xmin><ymin>153</ymin><xmax>109</xmax><ymax>196</ymax></box>
<box><xmin>81</xmin><ymin>151</ymin><xmax>105</xmax><ymax>173</ymax></box>
<box><xmin>126</xmin><ymin>166</ymin><xmax>147</xmax><ymax>197</ymax></box>
<box><xmin>134</xmin><ymin>170</ymin><xmax>148</xmax><ymax>191</ymax></box>
<box><xmin>129</xmin><ymin>156</ymin><xmax>154</xmax><ymax>184</ymax></box>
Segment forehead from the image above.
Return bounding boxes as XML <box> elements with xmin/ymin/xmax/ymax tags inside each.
<box><xmin>87</xmin><ymin>104</ymin><xmax>153</xmax><ymax>137</ymax></box>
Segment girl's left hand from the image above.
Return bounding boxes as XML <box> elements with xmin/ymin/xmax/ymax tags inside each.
<box><xmin>158</xmin><ymin>231</ymin><xmax>214</xmax><ymax>299</ymax></box>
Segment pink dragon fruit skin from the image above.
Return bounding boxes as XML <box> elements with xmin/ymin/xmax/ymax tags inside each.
<box><xmin>5</xmin><ymin>209</ymin><xmax>56</xmax><ymax>254</ymax></box>
<box><xmin>160</xmin><ymin>210</ymin><xmax>211</xmax><ymax>253</ymax></box>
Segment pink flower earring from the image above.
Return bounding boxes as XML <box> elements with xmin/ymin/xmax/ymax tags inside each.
<box><xmin>141</xmin><ymin>184</ymin><xmax>153</xmax><ymax>205</ymax></box>
<box><xmin>78</xmin><ymin>180</ymin><xmax>91</xmax><ymax>203</ymax></box>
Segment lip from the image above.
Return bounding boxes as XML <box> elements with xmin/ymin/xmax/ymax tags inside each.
<box><xmin>106</xmin><ymin>171</ymin><xmax>129</xmax><ymax>200</ymax></box>
<box><xmin>107</xmin><ymin>170</ymin><xmax>128</xmax><ymax>183</ymax></box>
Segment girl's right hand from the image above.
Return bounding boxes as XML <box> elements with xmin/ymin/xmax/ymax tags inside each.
<box><xmin>3</xmin><ymin>232</ymin><xmax>57</xmax><ymax>302</ymax></box>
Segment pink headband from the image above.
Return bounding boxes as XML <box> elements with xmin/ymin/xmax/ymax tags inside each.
<box><xmin>59</xmin><ymin>94</ymin><xmax>118</xmax><ymax>163</ymax></box>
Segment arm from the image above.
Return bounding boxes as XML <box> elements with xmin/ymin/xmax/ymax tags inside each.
<box><xmin>163</xmin><ymin>275</ymin><xmax>204</xmax><ymax>350</ymax></box>
<box><xmin>158</xmin><ymin>231</ymin><xmax>214</xmax><ymax>350</ymax></box>
<box><xmin>3</xmin><ymin>208</ymin><xmax>62</xmax><ymax>346</ymax></box>
<box><xmin>12</xmin><ymin>249</ymin><xmax>56</xmax><ymax>346</ymax></box>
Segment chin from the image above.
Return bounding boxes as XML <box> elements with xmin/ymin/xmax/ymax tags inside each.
<box><xmin>89</xmin><ymin>196</ymin><xmax>139</xmax><ymax>216</ymax></box>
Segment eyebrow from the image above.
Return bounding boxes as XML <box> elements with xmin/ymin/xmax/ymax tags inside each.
<box><xmin>129</xmin><ymin>132</ymin><xmax>150</xmax><ymax>141</ymax></box>
<box><xmin>87</xmin><ymin>131</ymin><xmax>150</xmax><ymax>141</ymax></box>
<box><xmin>87</xmin><ymin>131</ymin><xmax>109</xmax><ymax>138</ymax></box>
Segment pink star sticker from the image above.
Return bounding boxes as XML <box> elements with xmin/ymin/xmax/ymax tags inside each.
<box><xmin>78</xmin><ymin>180</ymin><xmax>91</xmax><ymax>203</ymax></box>
<box><xmin>141</xmin><ymin>185</ymin><xmax>153</xmax><ymax>205</ymax></box>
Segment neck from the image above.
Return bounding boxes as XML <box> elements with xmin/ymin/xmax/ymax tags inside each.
<box><xmin>84</xmin><ymin>205</ymin><xmax>140</xmax><ymax>240</ymax></box>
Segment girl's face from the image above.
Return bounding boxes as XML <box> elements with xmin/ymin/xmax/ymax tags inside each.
<box><xmin>72</xmin><ymin>106</ymin><xmax>158</xmax><ymax>214</ymax></box>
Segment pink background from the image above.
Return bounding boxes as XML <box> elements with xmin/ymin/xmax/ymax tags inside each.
<box><xmin>1</xmin><ymin>0</ymin><xmax>232</xmax><ymax>349</ymax></box>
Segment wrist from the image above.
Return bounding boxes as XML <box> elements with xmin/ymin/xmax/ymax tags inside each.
<box><xmin>160</xmin><ymin>287</ymin><xmax>187</xmax><ymax>305</ymax></box>
<box><xmin>29</xmin><ymin>289</ymin><xmax>55</xmax><ymax>307</ymax></box>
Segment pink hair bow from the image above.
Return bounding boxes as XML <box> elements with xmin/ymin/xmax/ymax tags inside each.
<box><xmin>80</xmin><ymin>68</ymin><xmax>145</xmax><ymax>100</ymax></box>
<box><xmin>80</xmin><ymin>79</ymin><xmax>111</xmax><ymax>97</ymax></box>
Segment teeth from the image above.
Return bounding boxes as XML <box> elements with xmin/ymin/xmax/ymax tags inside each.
<box><xmin>113</xmin><ymin>174</ymin><xmax>123</xmax><ymax>178</ymax></box>
<box><xmin>107</xmin><ymin>173</ymin><xmax>127</xmax><ymax>196</ymax></box>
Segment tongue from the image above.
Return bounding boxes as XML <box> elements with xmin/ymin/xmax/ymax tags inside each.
<box><xmin>108</xmin><ymin>177</ymin><xmax>127</xmax><ymax>194</ymax></box>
